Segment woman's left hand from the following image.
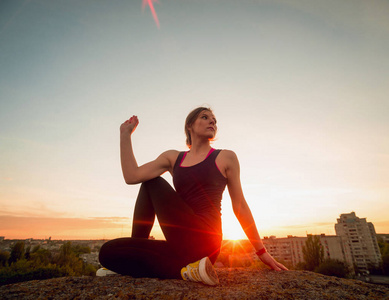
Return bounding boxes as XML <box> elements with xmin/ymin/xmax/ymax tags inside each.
<box><xmin>258</xmin><ymin>252</ymin><xmax>289</xmax><ymax>271</ymax></box>
<box><xmin>120</xmin><ymin>115</ymin><xmax>139</xmax><ymax>136</ymax></box>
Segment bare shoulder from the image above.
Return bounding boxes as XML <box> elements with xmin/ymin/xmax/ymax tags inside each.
<box><xmin>217</xmin><ymin>150</ymin><xmax>240</xmax><ymax>176</ymax></box>
<box><xmin>219</xmin><ymin>149</ymin><xmax>239</xmax><ymax>162</ymax></box>
<box><xmin>159</xmin><ymin>150</ymin><xmax>180</xmax><ymax>166</ymax></box>
<box><xmin>161</xmin><ymin>149</ymin><xmax>180</xmax><ymax>157</ymax></box>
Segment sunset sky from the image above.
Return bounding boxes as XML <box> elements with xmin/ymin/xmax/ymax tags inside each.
<box><xmin>1</xmin><ymin>0</ymin><xmax>388</xmax><ymax>240</ymax></box>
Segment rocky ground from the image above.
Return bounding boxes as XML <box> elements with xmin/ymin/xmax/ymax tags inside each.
<box><xmin>1</xmin><ymin>268</ymin><xmax>388</xmax><ymax>299</ymax></box>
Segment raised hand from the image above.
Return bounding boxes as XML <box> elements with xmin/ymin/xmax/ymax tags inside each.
<box><xmin>120</xmin><ymin>115</ymin><xmax>139</xmax><ymax>136</ymax></box>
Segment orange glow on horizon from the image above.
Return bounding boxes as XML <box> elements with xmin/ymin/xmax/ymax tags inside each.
<box><xmin>2</xmin><ymin>213</ymin><xmax>388</xmax><ymax>241</ymax></box>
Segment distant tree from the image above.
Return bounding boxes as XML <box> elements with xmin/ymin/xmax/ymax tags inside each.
<box><xmin>302</xmin><ymin>235</ymin><xmax>324</xmax><ymax>271</ymax></box>
<box><xmin>72</xmin><ymin>244</ymin><xmax>91</xmax><ymax>256</ymax></box>
<box><xmin>29</xmin><ymin>248</ymin><xmax>52</xmax><ymax>266</ymax></box>
<box><xmin>9</xmin><ymin>242</ymin><xmax>25</xmax><ymax>264</ymax></box>
<box><xmin>316</xmin><ymin>259</ymin><xmax>350</xmax><ymax>278</ymax></box>
<box><xmin>0</xmin><ymin>250</ymin><xmax>10</xmax><ymax>267</ymax></box>
<box><xmin>31</xmin><ymin>245</ymin><xmax>41</xmax><ymax>253</ymax></box>
<box><xmin>56</xmin><ymin>242</ymin><xmax>84</xmax><ymax>275</ymax></box>
<box><xmin>377</xmin><ymin>237</ymin><xmax>389</xmax><ymax>275</ymax></box>
<box><xmin>0</xmin><ymin>241</ymin><xmax>97</xmax><ymax>285</ymax></box>
<box><xmin>25</xmin><ymin>246</ymin><xmax>31</xmax><ymax>260</ymax></box>
<box><xmin>83</xmin><ymin>263</ymin><xmax>97</xmax><ymax>276</ymax></box>
<box><xmin>383</xmin><ymin>254</ymin><xmax>389</xmax><ymax>275</ymax></box>
<box><xmin>60</xmin><ymin>242</ymin><xmax>73</xmax><ymax>258</ymax></box>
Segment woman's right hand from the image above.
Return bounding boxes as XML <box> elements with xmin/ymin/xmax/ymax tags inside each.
<box><xmin>120</xmin><ymin>115</ymin><xmax>139</xmax><ymax>136</ymax></box>
<box><xmin>258</xmin><ymin>252</ymin><xmax>288</xmax><ymax>271</ymax></box>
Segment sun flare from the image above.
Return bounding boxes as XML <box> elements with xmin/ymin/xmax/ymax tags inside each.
<box><xmin>142</xmin><ymin>0</ymin><xmax>160</xmax><ymax>28</ymax></box>
<box><xmin>222</xmin><ymin>214</ymin><xmax>246</xmax><ymax>241</ymax></box>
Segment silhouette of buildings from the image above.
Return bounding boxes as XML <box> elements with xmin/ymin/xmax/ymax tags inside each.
<box><xmin>335</xmin><ymin>212</ymin><xmax>382</xmax><ymax>273</ymax></box>
<box><xmin>1</xmin><ymin>212</ymin><xmax>383</xmax><ymax>274</ymax></box>
<box><xmin>260</xmin><ymin>212</ymin><xmax>382</xmax><ymax>274</ymax></box>
<box><xmin>262</xmin><ymin>234</ymin><xmax>346</xmax><ymax>267</ymax></box>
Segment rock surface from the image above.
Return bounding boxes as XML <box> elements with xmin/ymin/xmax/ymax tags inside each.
<box><xmin>1</xmin><ymin>268</ymin><xmax>388</xmax><ymax>299</ymax></box>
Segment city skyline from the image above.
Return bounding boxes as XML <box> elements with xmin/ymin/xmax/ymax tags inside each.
<box><xmin>1</xmin><ymin>0</ymin><xmax>389</xmax><ymax>240</ymax></box>
<box><xmin>0</xmin><ymin>211</ymin><xmax>386</xmax><ymax>241</ymax></box>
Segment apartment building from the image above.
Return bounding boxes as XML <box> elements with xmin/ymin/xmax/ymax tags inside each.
<box><xmin>261</xmin><ymin>234</ymin><xmax>346</xmax><ymax>267</ymax></box>
<box><xmin>335</xmin><ymin>212</ymin><xmax>382</xmax><ymax>273</ymax></box>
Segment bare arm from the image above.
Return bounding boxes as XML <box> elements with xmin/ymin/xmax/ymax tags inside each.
<box><xmin>225</xmin><ymin>150</ymin><xmax>288</xmax><ymax>271</ymax></box>
<box><xmin>120</xmin><ymin>116</ymin><xmax>174</xmax><ymax>184</ymax></box>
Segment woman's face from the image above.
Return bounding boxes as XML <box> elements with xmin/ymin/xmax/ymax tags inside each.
<box><xmin>189</xmin><ymin>110</ymin><xmax>217</xmax><ymax>140</ymax></box>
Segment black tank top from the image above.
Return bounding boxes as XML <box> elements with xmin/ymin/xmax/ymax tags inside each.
<box><xmin>173</xmin><ymin>149</ymin><xmax>227</xmax><ymax>234</ymax></box>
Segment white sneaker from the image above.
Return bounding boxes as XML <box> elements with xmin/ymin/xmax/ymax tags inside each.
<box><xmin>96</xmin><ymin>267</ymin><xmax>117</xmax><ymax>277</ymax></box>
<box><xmin>181</xmin><ymin>257</ymin><xmax>219</xmax><ymax>285</ymax></box>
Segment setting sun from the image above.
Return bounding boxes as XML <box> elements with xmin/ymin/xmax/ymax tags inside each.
<box><xmin>221</xmin><ymin>197</ymin><xmax>247</xmax><ymax>241</ymax></box>
<box><xmin>222</xmin><ymin>224</ymin><xmax>246</xmax><ymax>241</ymax></box>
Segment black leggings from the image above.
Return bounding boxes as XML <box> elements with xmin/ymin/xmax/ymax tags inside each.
<box><xmin>98</xmin><ymin>177</ymin><xmax>221</xmax><ymax>279</ymax></box>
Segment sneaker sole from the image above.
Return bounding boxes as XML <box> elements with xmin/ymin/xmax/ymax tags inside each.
<box><xmin>96</xmin><ymin>268</ymin><xmax>117</xmax><ymax>276</ymax></box>
<box><xmin>199</xmin><ymin>257</ymin><xmax>219</xmax><ymax>285</ymax></box>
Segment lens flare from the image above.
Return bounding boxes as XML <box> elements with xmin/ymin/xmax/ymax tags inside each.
<box><xmin>142</xmin><ymin>0</ymin><xmax>160</xmax><ymax>28</ymax></box>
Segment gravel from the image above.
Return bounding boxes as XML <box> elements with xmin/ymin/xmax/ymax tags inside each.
<box><xmin>1</xmin><ymin>268</ymin><xmax>388</xmax><ymax>299</ymax></box>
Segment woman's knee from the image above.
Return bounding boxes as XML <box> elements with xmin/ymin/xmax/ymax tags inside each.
<box><xmin>140</xmin><ymin>177</ymin><xmax>173</xmax><ymax>201</ymax></box>
<box><xmin>142</xmin><ymin>176</ymin><xmax>166</xmax><ymax>189</ymax></box>
<box><xmin>98</xmin><ymin>241</ymin><xmax>110</xmax><ymax>266</ymax></box>
<box><xmin>98</xmin><ymin>239</ymin><xmax>121</xmax><ymax>267</ymax></box>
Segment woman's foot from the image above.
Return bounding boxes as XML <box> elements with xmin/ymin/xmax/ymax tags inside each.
<box><xmin>181</xmin><ymin>257</ymin><xmax>219</xmax><ymax>285</ymax></box>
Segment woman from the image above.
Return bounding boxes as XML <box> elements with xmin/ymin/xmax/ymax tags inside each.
<box><xmin>98</xmin><ymin>107</ymin><xmax>287</xmax><ymax>285</ymax></box>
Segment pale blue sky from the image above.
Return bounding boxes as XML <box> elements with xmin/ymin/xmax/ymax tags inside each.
<box><xmin>0</xmin><ymin>0</ymin><xmax>388</xmax><ymax>239</ymax></box>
